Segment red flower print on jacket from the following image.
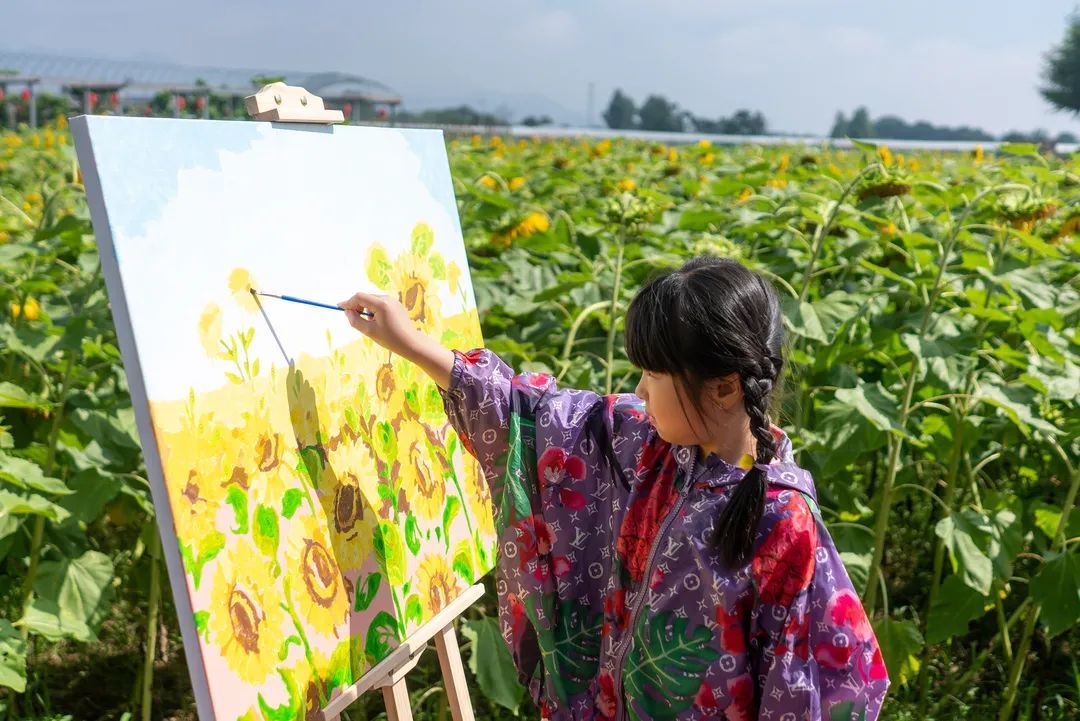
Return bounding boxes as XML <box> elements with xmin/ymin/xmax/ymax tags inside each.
<box><xmin>537</xmin><ymin>447</ymin><xmax>587</xmax><ymax>509</ymax></box>
<box><xmin>715</xmin><ymin>595</ymin><xmax>751</xmax><ymax>654</ymax></box>
<box><xmin>724</xmin><ymin>674</ymin><xmax>755</xmax><ymax>721</ymax></box>
<box><xmin>461</xmin><ymin>349</ymin><xmax>486</xmax><ymax>366</ymax></box>
<box><xmin>616</xmin><ymin>437</ymin><xmax>678</xmax><ymax>583</ymax></box>
<box><xmin>596</xmin><ymin>670</ymin><xmax>617</xmax><ymax>719</ymax></box>
<box><xmin>602</xmin><ymin>588</ymin><xmax>629</xmax><ymax>637</ymax></box>
<box><xmin>751</xmin><ymin>491</ymin><xmax>818</xmax><ymax>608</ymax></box>
<box><xmin>695</xmin><ymin>681</ymin><xmax>718</xmax><ymax>710</ymax></box>
<box><xmin>515</xmin><ymin>514</ymin><xmax>572</xmax><ymax>582</ymax></box>
<box><xmin>507</xmin><ymin>592</ymin><xmax>528</xmax><ymax>647</ymax></box>
<box><xmin>774</xmin><ymin>610</ymin><xmax>810</xmax><ymax>661</ymax></box>
<box><xmin>814</xmin><ymin>588</ymin><xmax>885</xmax><ymax>676</ymax></box>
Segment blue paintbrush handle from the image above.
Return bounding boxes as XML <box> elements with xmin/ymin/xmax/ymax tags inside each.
<box><xmin>279</xmin><ymin>294</ymin><xmax>374</xmax><ymax>318</ymax></box>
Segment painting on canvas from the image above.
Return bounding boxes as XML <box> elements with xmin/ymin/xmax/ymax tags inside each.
<box><xmin>71</xmin><ymin>116</ymin><xmax>495</xmax><ymax>720</ymax></box>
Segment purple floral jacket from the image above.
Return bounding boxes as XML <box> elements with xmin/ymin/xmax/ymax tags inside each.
<box><xmin>438</xmin><ymin>348</ymin><xmax>889</xmax><ymax>721</ymax></box>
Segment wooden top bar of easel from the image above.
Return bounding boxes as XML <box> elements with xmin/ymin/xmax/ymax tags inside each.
<box><xmin>244</xmin><ymin>81</ymin><xmax>344</xmax><ymax>124</ymax></box>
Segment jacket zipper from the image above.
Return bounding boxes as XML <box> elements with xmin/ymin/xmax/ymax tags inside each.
<box><xmin>611</xmin><ymin>461</ymin><xmax>695</xmax><ymax>720</ymax></box>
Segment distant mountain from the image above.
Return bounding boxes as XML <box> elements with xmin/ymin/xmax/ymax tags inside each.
<box><xmin>398</xmin><ymin>88</ymin><xmax>588</xmax><ymax>126</ymax></box>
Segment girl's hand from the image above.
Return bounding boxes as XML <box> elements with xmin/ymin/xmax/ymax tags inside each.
<box><xmin>338</xmin><ymin>292</ymin><xmax>422</xmax><ymax>358</ymax></box>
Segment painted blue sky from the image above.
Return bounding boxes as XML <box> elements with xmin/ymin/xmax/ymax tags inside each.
<box><xmin>8</xmin><ymin>1</ymin><xmax>1080</xmax><ymax>136</ymax></box>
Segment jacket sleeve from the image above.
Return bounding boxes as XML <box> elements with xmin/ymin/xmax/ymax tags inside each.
<box><xmin>751</xmin><ymin>489</ymin><xmax>890</xmax><ymax>721</ymax></box>
<box><xmin>437</xmin><ymin>347</ymin><xmax>649</xmax><ymax>712</ymax></box>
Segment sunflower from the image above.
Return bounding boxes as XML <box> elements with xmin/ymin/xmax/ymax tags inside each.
<box><xmin>318</xmin><ymin>441</ymin><xmax>380</xmax><ymax>573</ymax></box>
<box><xmin>368</xmin><ymin>351</ymin><xmax>411</xmax><ymax>421</ymax></box>
<box><xmin>158</xmin><ymin>419</ymin><xmax>229</xmax><ymax>544</ymax></box>
<box><xmin>208</xmin><ymin>538</ymin><xmax>284</xmax><ymax>684</ymax></box>
<box><xmin>227</xmin><ymin>267</ymin><xmax>260</xmax><ymax>313</ymax></box>
<box><xmin>390</xmin><ymin>250</ymin><xmax>442</xmax><ymax>336</ymax></box>
<box><xmin>395</xmin><ymin>421</ymin><xmax>446</xmax><ymax>523</ymax></box>
<box><xmin>416</xmin><ymin>552</ymin><xmax>461</xmax><ymax>619</ymax></box>
<box><xmin>286</xmin><ymin>513</ymin><xmax>349</xmax><ymax>638</ymax></box>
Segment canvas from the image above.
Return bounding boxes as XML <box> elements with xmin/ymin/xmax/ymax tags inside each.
<box><xmin>71</xmin><ymin>116</ymin><xmax>495</xmax><ymax>720</ymax></box>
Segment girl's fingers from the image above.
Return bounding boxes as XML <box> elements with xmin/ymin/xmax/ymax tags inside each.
<box><xmin>338</xmin><ymin>292</ymin><xmax>388</xmax><ymax>311</ymax></box>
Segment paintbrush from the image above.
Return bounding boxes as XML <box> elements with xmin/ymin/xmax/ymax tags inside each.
<box><xmin>250</xmin><ymin>289</ymin><xmax>375</xmax><ymax>319</ymax></box>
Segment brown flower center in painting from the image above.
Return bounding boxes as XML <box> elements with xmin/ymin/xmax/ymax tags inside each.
<box><xmin>302</xmin><ymin>539</ymin><xmax>339</xmax><ymax>608</ymax></box>
<box><xmin>228</xmin><ymin>585</ymin><xmax>261</xmax><ymax>653</ymax></box>
<box><xmin>376</xmin><ymin>363</ymin><xmax>396</xmax><ymax>403</ymax></box>
<box><xmin>400</xmin><ymin>277</ymin><xmax>427</xmax><ymax>323</ymax></box>
<box><xmin>334</xmin><ymin>474</ymin><xmax>362</xmax><ymax>534</ymax></box>
<box><xmin>410</xmin><ymin>442</ymin><xmax>438</xmax><ymax>499</ymax></box>
<box><xmin>255</xmin><ymin>433</ymin><xmax>279</xmax><ymax>472</ymax></box>
<box><xmin>428</xmin><ymin>567</ymin><xmax>454</xmax><ymax>615</ymax></box>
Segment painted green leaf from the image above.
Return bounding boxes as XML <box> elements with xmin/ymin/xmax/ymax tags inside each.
<box><xmin>281</xmin><ymin>488</ymin><xmax>304</xmax><ymax>519</ymax></box>
<box><xmin>1030</xmin><ymin>551</ymin><xmax>1080</xmax><ymax>637</ymax></box>
<box><xmin>277</xmin><ymin>634</ymin><xmax>301</xmax><ymax>662</ymax></box>
<box><xmin>226</xmin><ymin>485</ymin><xmax>248</xmax><ymax>534</ymax></box>
<box><xmin>462</xmin><ymin>617</ymin><xmax>525</xmax><ymax>711</ymax></box>
<box><xmin>298</xmin><ymin>445</ymin><xmax>324</xmax><ymax>487</ymax></box>
<box><xmin>442</xmin><ymin>495</ymin><xmax>461</xmax><ymax>551</ymax></box>
<box><xmin>365</xmin><ymin>610</ymin><xmax>400</xmax><ymax>665</ymax></box>
<box><xmin>404</xmin><ymin>513</ymin><xmax>422</xmax><ymax>555</ymax></box>
<box><xmin>367</xmin><ymin>246</ymin><xmax>393</xmax><ymax>288</ymax></box>
<box><xmin>353</xmin><ymin>572</ymin><xmax>381</xmax><ymax>612</ymax></box>
<box><xmin>411</xmin><ymin>222</ymin><xmax>435</xmax><ymax>255</ymax></box>
<box><xmin>374</xmin><ymin>521</ymin><xmax>406</xmax><ymax>586</ymax></box>
<box><xmin>257</xmin><ymin>668</ymin><xmax>302</xmax><ymax>721</ymax></box>
<box><xmin>453</xmin><ymin>539</ymin><xmax>475</xmax><ymax>583</ymax></box>
<box><xmin>871</xmin><ymin>616</ymin><xmax>923</xmax><ymax>686</ymax></box>
<box><xmin>0</xmin><ymin>619</ymin><xmax>27</xmax><ymax>692</ymax></box>
<box><xmin>253</xmin><ymin>504</ymin><xmax>279</xmax><ymax>556</ymax></box>
<box><xmin>926</xmin><ymin>575</ymin><xmax>988</xmax><ymax>645</ymax></box>
<box><xmin>405</xmin><ymin>594</ymin><xmax>423</xmax><ymax>627</ymax></box>
<box><xmin>625</xmin><ymin>609</ymin><xmax>721</xmax><ymax>719</ymax></box>
<box><xmin>193</xmin><ymin>611</ymin><xmax>210</xmax><ymax>643</ymax></box>
<box><xmin>373</xmin><ymin>421</ymin><xmax>398</xmax><ymax>463</ymax></box>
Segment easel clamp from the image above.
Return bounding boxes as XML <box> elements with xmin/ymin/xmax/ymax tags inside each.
<box><xmin>244</xmin><ymin>82</ymin><xmax>344</xmax><ymax>124</ymax></box>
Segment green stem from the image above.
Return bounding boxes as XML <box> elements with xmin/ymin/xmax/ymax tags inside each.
<box><xmin>995</xmin><ymin>588</ymin><xmax>1013</xmax><ymax>664</ymax></box>
<box><xmin>862</xmin><ymin>184</ymin><xmax>1020</xmax><ymax>613</ymax></box>
<box><xmin>281</xmin><ymin>578</ymin><xmax>328</xmax><ymax>707</ymax></box>
<box><xmin>141</xmin><ymin>526</ymin><xmax>162</xmax><ymax>721</ymax></box>
<box><xmin>559</xmin><ymin>301</ymin><xmax>612</xmax><ymax>364</ymax></box>
<box><xmin>604</xmin><ymin>228</ymin><xmax>626</xmax><ymax>395</ymax></box>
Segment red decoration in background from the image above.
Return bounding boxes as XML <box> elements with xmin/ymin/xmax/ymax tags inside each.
<box><xmin>343</xmin><ymin>102</ymin><xmax>353</xmax><ymax>116</ymax></box>
<box><xmin>176</xmin><ymin>95</ymin><xmax>187</xmax><ymax>111</ymax></box>
<box><xmin>376</xmin><ymin>107</ymin><xmax>387</xmax><ymax>119</ymax></box>
<box><xmin>0</xmin><ymin>88</ymin><xmax>5</xmax><ymax>102</ymax></box>
<box><xmin>88</xmin><ymin>91</ymin><xmax>99</xmax><ymax>109</ymax></box>
<box><xmin>109</xmin><ymin>92</ymin><xmax>119</xmax><ymax>107</ymax></box>
<box><xmin>21</xmin><ymin>88</ymin><xmax>31</xmax><ymax>102</ymax></box>
<box><xmin>195</xmin><ymin>96</ymin><xmax>206</xmax><ymax>111</ymax></box>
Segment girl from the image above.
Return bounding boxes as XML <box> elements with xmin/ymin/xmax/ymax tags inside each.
<box><xmin>339</xmin><ymin>256</ymin><xmax>889</xmax><ymax>721</ymax></box>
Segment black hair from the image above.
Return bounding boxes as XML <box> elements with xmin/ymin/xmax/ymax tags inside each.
<box><xmin>624</xmin><ymin>255</ymin><xmax>785</xmax><ymax>567</ymax></box>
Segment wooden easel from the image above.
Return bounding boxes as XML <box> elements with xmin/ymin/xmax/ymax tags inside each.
<box><xmin>243</xmin><ymin>83</ymin><xmax>481</xmax><ymax>721</ymax></box>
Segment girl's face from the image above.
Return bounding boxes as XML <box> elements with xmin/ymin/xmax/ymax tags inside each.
<box><xmin>634</xmin><ymin>369</ymin><xmax>739</xmax><ymax>446</ymax></box>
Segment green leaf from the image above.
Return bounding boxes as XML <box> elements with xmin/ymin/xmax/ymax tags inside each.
<box><xmin>781</xmin><ymin>298</ymin><xmax>827</xmax><ymax>342</ymax></box>
<box><xmin>1030</xmin><ymin>551</ymin><xmax>1080</xmax><ymax>637</ymax></box>
<box><xmin>0</xmin><ymin>619</ymin><xmax>26</xmax><ymax>692</ymax></box>
<box><xmin>834</xmin><ymin>381</ymin><xmax>905</xmax><ymax>436</ymax></box>
<box><xmin>193</xmin><ymin>611</ymin><xmax>210</xmax><ymax>642</ymax></box>
<box><xmin>21</xmin><ymin>550</ymin><xmax>115</xmax><ymax>642</ymax></box>
<box><xmin>0</xmin><ymin>453</ymin><xmax>71</xmax><ymax>495</ymax></box>
<box><xmin>353</xmin><ymin>572</ymin><xmax>381</xmax><ymax>612</ymax></box>
<box><xmin>226</xmin><ymin>486</ymin><xmax>249</xmax><ymax>534</ymax></box>
<box><xmin>452</xmin><ymin>539</ymin><xmax>475</xmax><ymax>584</ymax></box>
<box><xmin>442</xmin><ymin>495</ymin><xmax>461</xmax><ymax>551</ymax></box>
<box><xmin>871</xmin><ymin>616</ymin><xmax>923</xmax><ymax>686</ymax></box>
<box><xmin>281</xmin><ymin>488</ymin><xmax>304</xmax><ymax>519</ymax></box>
<box><xmin>502</xmin><ymin>413</ymin><xmax>536</xmax><ymax>524</ymax></box>
<box><xmin>404</xmin><ymin>594</ymin><xmax>424</xmax><ymax>627</ymax></box>
<box><xmin>0</xmin><ymin>382</ymin><xmax>46</xmax><ymax>410</ymax></box>
<box><xmin>0</xmin><ymin>488</ymin><xmax>70</xmax><ymax>522</ymax></box>
<box><xmin>411</xmin><ymin>222</ymin><xmax>435</xmax><ymax>255</ymax></box>
<box><xmin>374</xmin><ymin>521</ymin><xmax>406</xmax><ymax>586</ymax></box>
<box><xmin>522</xmin><ymin>596</ymin><xmax>603</xmax><ymax>705</ymax></box>
<box><xmin>926</xmin><ymin>575</ymin><xmax>989</xmax><ymax>645</ymax></box>
<box><xmin>257</xmin><ymin>668</ymin><xmax>302</xmax><ymax>721</ymax></box>
<box><xmin>848</xmin><ymin>137</ymin><xmax>879</xmax><ymax>151</ymax></box>
<box><xmin>625</xmin><ymin>609</ymin><xmax>721</xmax><ymax>718</ymax></box>
<box><xmin>935</xmin><ymin>512</ymin><xmax>994</xmax><ymax>595</ymax></box>
<box><xmin>253</xmin><ymin>504</ymin><xmax>279</xmax><ymax>556</ymax></box>
<box><xmin>404</xmin><ymin>513</ymin><xmax>422</xmax><ymax>555</ymax></box>
<box><xmin>365</xmin><ymin>610</ymin><xmax>400</xmax><ymax>666</ymax></box>
<box><xmin>998</xmin><ymin>143</ymin><xmax>1039</xmax><ymax>155</ymax></box>
<box><xmin>978</xmin><ymin>382</ymin><xmax>1060</xmax><ymax>436</ymax></box>
<box><xmin>462</xmin><ymin>617</ymin><xmax>525</xmax><ymax>711</ymax></box>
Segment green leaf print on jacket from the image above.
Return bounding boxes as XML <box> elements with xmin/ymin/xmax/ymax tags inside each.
<box><xmin>624</xmin><ymin>610</ymin><xmax>721</xmax><ymax>720</ymax></box>
<box><xmin>522</xmin><ymin>593</ymin><xmax>603</xmax><ymax>704</ymax></box>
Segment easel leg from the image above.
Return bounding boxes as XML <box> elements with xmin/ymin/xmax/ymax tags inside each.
<box><xmin>435</xmin><ymin>623</ymin><xmax>475</xmax><ymax>721</ymax></box>
<box><xmin>382</xmin><ymin>677</ymin><xmax>414</xmax><ymax>721</ymax></box>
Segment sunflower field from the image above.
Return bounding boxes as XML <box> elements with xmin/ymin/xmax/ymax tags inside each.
<box><xmin>0</xmin><ymin>118</ymin><xmax>1078</xmax><ymax>721</ymax></box>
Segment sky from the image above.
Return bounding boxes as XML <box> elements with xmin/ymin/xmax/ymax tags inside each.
<box><xmin>7</xmin><ymin>1</ymin><xmax>1080</xmax><ymax>136</ymax></box>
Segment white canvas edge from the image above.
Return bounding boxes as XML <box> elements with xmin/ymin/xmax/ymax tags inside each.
<box><xmin>70</xmin><ymin>114</ymin><xmax>215</xmax><ymax>721</ymax></box>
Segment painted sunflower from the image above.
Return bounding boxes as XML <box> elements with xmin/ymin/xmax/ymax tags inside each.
<box><xmin>227</xmin><ymin>267</ymin><xmax>260</xmax><ymax>313</ymax></box>
<box><xmin>395</xmin><ymin>421</ymin><xmax>446</xmax><ymax>523</ymax></box>
<box><xmin>285</xmin><ymin>513</ymin><xmax>349</xmax><ymax>639</ymax></box>
<box><xmin>208</xmin><ymin>538</ymin><xmax>284</xmax><ymax>684</ymax></box>
<box><xmin>197</xmin><ymin>302</ymin><xmax>225</xmax><ymax>359</ymax></box>
<box><xmin>416</xmin><ymin>552</ymin><xmax>461</xmax><ymax>620</ymax></box>
<box><xmin>318</xmin><ymin>440</ymin><xmax>380</xmax><ymax>573</ymax></box>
